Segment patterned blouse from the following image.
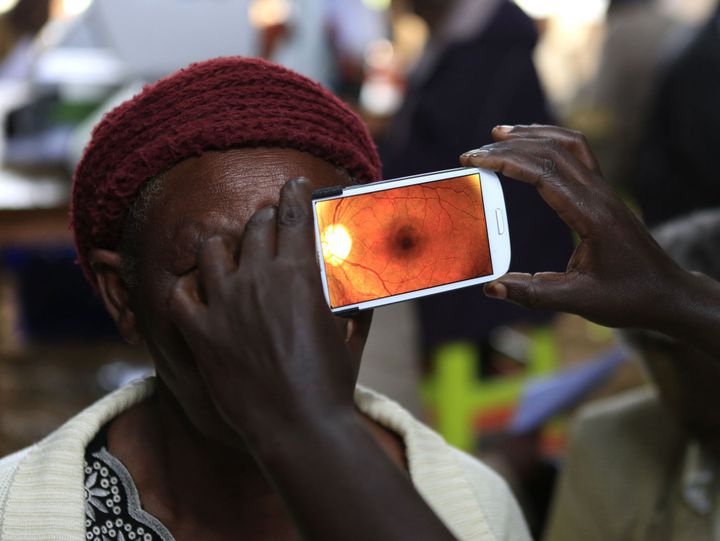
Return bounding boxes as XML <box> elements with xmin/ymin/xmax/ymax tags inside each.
<box><xmin>84</xmin><ymin>426</ymin><xmax>174</xmax><ymax>541</ymax></box>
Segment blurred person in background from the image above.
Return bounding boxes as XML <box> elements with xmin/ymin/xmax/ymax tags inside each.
<box><xmin>256</xmin><ymin>0</ymin><xmax>335</xmax><ymax>88</ymax></box>
<box><xmin>573</xmin><ymin>0</ymin><xmax>692</xmax><ymax>189</ymax></box>
<box><xmin>326</xmin><ymin>0</ymin><xmax>387</xmax><ymax>103</ymax></box>
<box><xmin>546</xmin><ymin>209</ymin><xmax>720</xmax><ymax>541</ymax></box>
<box><xmin>630</xmin><ymin>3</ymin><xmax>720</xmax><ymax>226</ymax></box>
<box><xmin>253</xmin><ymin>0</ymin><xmax>386</xmax><ymax>95</ymax></box>
<box><xmin>380</xmin><ymin>0</ymin><xmax>573</xmax><ymax>373</ymax></box>
<box><xmin>0</xmin><ymin>57</ymin><xmax>530</xmax><ymax>541</ymax></box>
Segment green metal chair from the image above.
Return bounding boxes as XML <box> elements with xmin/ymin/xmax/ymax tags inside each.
<box><xmin>421</xmin><ymin>328</ymin><xmax>558</xmax><ymax>450</ymax></box>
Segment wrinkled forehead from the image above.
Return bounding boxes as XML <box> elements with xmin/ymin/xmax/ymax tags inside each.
<box><xmin>137</xmin><ymin>147</ymin><xmax>351</xmax><ymax>250</ymax></box>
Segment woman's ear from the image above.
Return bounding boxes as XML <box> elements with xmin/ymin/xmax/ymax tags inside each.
<box><xmin>89</xmin><ymin>249</ymin><xmax>142</xmax><ymax>345</ymax></box>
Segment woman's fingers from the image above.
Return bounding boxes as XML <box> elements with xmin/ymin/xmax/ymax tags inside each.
<box><xmin>240</xmin><ymin>205</ymin><xmax>277</xmax><ymax>263</ymax></box>
<box><xmin>167</xmin><ymin>272</ymin><xmax>208</xmax><ymax>340</ymax></box>
<box><xmin>276</xmin><ymin>177</ymin><xmax>315</xmax><ymax>261</ymax></box>
<box><xmin>196</xmin><ymin>235</ymin><xmax>238</xmax><ymax>303</ymax></box>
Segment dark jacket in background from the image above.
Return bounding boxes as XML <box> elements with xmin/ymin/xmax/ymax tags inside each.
<box><xmin>631</xmin><ymin>9</ymin><xmax>720</xmax><ymax>227</ymax></box>
<box><xmin>381</xmin><ymin>1</ymin><xmax>573</xmax><ymax>353</ymax></box>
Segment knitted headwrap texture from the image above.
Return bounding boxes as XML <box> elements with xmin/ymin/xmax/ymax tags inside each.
<box><xmin>71</xmin><ymin>56</ymin><xmax>381</xmax><ymax>288</ymax></box>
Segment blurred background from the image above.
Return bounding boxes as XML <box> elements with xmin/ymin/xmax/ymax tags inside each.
<box><xmin>0</xmin><ymin>0</ymin><xmax>718</xmax><ymax>538</ymax></box>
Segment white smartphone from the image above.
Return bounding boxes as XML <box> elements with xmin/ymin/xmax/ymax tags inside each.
<box><xmin>312</xmin><ymin>167</ymin><xmax>511</xmax><ymax>315</ymax></box>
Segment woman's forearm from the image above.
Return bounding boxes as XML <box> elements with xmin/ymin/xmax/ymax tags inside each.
<box><xmin>251</xmin><ymin>412</ymin><xmax>457</xmax><ymax>541</ymax></box>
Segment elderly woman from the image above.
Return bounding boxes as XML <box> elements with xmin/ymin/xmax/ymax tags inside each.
<box><xmin>0</xmin><ymin>58</ymin><xmax>529</xmax><ymax>540</ymax></box>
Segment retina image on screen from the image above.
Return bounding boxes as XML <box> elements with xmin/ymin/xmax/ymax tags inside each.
<box><xmin>315</xmin><ymin>173</ymin><xmax>493</xmax><ymax>308</ymax></box>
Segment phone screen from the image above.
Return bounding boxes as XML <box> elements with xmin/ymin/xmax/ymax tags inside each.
<box><xmin>315</xmin><ymin>172</ymin><xmax>493</xmax><ymax>309</ymax></box>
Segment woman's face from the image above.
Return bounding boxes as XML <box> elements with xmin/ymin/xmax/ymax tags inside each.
<box><xmin>117</xmin><ymin>147</ymin><xmax>373</xmax><ymax>444</ymax></box>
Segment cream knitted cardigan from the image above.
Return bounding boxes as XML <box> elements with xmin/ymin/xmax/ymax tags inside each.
<box><xmin>0</xmin><ymin>378</ymin><xmax>530</xmax><ymax>541</ymax></box>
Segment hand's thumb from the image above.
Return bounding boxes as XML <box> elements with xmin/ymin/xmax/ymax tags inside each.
<box><xmin>484</xmin><ymin>272</ymin><xmax>574</xmax><ymax>311</ymax></box>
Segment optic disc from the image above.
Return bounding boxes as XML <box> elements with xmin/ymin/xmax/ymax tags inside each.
<box><xmin>321</xmin><ymin>224</ymin><xmax>352</xmax><ymax>267</ymax></box>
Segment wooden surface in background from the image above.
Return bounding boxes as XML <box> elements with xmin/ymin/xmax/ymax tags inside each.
<box><xmin>0</xmin><ymin>206</ymin><xmax>72</xmax><ymax>246</ymax></box>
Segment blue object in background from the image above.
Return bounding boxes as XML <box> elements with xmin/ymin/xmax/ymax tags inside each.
<box><xmin>510</xmin><ymin>348</ymin><xmax>627</xmax><ymax>434</ymax></box>
<box><xmin>1</xmin><ymin>245</ymin><xmax>118</xmax><ymax>343</ymax></box>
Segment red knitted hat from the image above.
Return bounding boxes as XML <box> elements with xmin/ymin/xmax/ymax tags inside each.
<box><xmin>71</xmin><ymin>56</ymin><xmax>381</xmax><ymax>287</ymax></box>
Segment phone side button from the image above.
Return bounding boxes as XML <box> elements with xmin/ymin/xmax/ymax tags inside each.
<box><xmin>495</xmin><ymin>209</ymin><xmax>505</xmax><ymax>235</ymax></box>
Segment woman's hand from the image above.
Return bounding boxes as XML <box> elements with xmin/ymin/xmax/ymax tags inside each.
<box><xmin>166</xmin><ymin>177</ymin><xmax>356</xmax><ymax>446</ymax></box>
<box><xmin>461</xmin><ymin>125</ymin><xmax>695</xmax><ymax>332</ymax></box>
<box><xmin>165</xmin><ymin>177</ymin><xmax>458</xmax><ymax>541</ymax></box>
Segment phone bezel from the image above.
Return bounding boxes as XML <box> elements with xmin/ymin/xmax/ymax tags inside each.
<box><xmin>312</xmin><ymin>167</ymin><xmax>511</xmax><ymax>314</ymax></box>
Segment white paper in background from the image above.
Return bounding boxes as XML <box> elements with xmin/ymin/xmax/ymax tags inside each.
<box><xmin>0</xmin><ymin>170</ymin><xmax>68</xmax><ymax>209</ymax></box>
<box><xmin>82</xmin><ymin>0</ymin><xmax>257</xmax><ymax>81</ymax></box>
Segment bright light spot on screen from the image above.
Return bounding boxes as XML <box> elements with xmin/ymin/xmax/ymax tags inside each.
<box><xmin>0</xmin><ymin>0</ymin><xmax>19</xmax><ymax>15</ymax></box>
<box><xmin>60</xmin><ymin>0</ymin><xmax>92</xmax><ymax>17</ymax></box>
<box><xmin>322</xmin><ymin>224</ymin><xmax>352</xmax><ymax>267</ymax></box>
<box><xmin>514</xmin><ymin>0</ymin><xmax>609</xmax><ymax>23</ymax></box>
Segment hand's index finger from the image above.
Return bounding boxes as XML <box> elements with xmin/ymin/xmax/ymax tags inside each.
<box><xmin>240</xmin><ymin>205</ymin><xmax>276</xmax><ymax>262</ymax></box>
<box><xmin>167</xmin><ymin>273</ymin><xmax>208</xmax><ymax>340</ymax></box>
<box><xmin>461</xmin><ymin>141</ymin><xmax>594</xmax><ymax>239</ymax></box>
<box><xmin>276</xmin><ymin>177</ymin><xmax>315</xmax><ymax>260</ymax></box>
<box><xmin>493</xmin><ymin>124</ymin><xmax>601</xmax><ymax>173</ymax></box>
<box><xmin>197</xmin><ymin>235</ymin><xmax>238</xmax><ymax>303</ymax></box>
